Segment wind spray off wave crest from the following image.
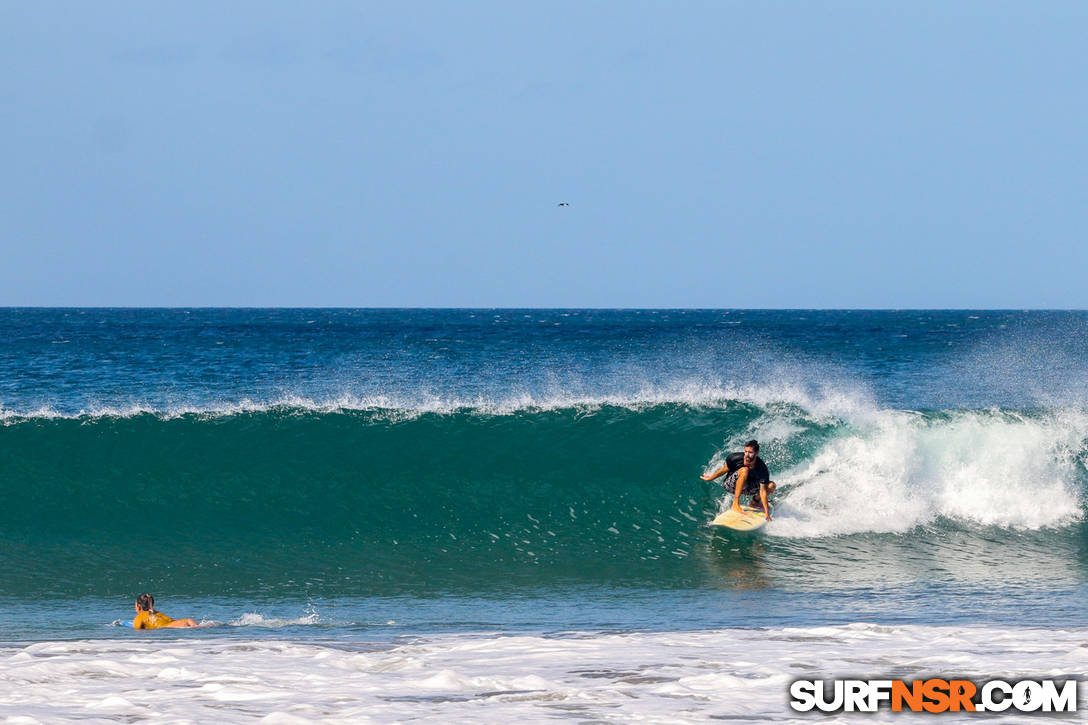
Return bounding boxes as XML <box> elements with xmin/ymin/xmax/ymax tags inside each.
<box><xmin>0</xmin><ymin>378</ymin><xmax>875</xmax><ymax>424</ymax></box>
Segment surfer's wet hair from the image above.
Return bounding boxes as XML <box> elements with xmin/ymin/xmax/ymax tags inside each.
<box><xmin>135</xmin><ymin>593</ymin><xmax>155</xmax><ymax>612</ymax></box>
<box><xmin>745</xmin><ymin>440</ymin><xmax>759</xmax><ymax>452</ymax></box>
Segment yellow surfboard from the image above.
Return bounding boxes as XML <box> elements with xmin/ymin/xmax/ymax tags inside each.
<box><xmin>711</xmin><ymin>505</ymin><xmax>771</xmax><ymax>532</ymax></box>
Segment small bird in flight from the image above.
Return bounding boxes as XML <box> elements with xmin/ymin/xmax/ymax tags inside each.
<box><xmin>557</xmin><ymin>202</ymin><xmax>569</xmax><ymax>207</ymax></box>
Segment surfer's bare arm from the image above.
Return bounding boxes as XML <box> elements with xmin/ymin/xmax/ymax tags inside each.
<box><xmin>700</xmin><ymin>463</ymin><xmax>730</xmax><ymax>481</ymax></box>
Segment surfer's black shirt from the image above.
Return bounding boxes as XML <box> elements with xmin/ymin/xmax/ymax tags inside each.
<box><xmin>725</xmin><ymin>452</ymin><xmax>770</xmax><ymax>486</ymax></box>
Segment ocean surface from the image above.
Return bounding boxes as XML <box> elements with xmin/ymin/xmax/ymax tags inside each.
<box><xmin>2</xmin><ymin>309</ymin><xmax>1087</xmax><ymax>722</ymax></box>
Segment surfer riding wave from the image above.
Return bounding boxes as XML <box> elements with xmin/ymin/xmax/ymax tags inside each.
<box><xmin>702</xmin><ymin>440</ymin><xmax>776</xmax><ymax>520</ymax></box>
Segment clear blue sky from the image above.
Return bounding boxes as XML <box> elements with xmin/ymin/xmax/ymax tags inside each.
<box><xmin>2</xmin><ymin>1</ymin><xmax>1086</xmax><ymax>307</ymax></box>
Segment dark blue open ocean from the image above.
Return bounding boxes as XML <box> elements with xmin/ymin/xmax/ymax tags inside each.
<box><xmin>2</xmin><ymin>309</ymin><xmax>1086</xmax><ymax>721</ymax></box>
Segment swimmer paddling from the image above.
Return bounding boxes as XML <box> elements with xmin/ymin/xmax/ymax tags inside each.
<box><xmin>132</xmin><ymin>593</ymin><xmax>199</xmax><ymax>629</ymax></box>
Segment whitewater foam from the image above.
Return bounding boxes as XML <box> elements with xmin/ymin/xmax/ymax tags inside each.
<box><xmin>766</xmin><ymin>408</ymin><xmax>1086</xmax><ymax>537</ymax></box>
<box><xmin>2</xmin><ymin>625</ymin><xmax>1084</xmax><ymax>723</ymax></box>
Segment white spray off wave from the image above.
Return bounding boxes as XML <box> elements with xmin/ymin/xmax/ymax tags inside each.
<box><xmin>0</xmin><ymin>378</ymin><xmax>874</xmax><ymax>423</ymax></box>
<box><xmin>769</xmin><ymin>407</ymin><xmax>1087</xmax><ymax>537</ymax></box>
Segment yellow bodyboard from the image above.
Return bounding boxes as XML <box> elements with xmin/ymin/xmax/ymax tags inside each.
<box><xmin>711</xmin><ymin>505</ymin><xmax>770</xmax><ymax>532</ymax></box>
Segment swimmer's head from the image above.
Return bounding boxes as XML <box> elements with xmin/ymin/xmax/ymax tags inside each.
<box><xmin>135</xmin><ymin>593</ymin><xmax>155</xmax><ymax>612</ymax></box>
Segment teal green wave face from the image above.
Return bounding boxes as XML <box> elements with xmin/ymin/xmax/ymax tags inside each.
<box><xmin>3</xmin><ymin>405</ymin><xmax>1087</xmax><ymax>599</ymax></box>
<box><xmin>1</xmin><ymin>405</ymin><xmax>757</xmax><ymax>597</ymax></box>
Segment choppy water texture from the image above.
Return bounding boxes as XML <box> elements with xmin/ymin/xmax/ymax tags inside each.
<box><xmin>2</xmin><ymin>310</ymin><xmax>1088</xmax><ymax>721</ymax></box>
